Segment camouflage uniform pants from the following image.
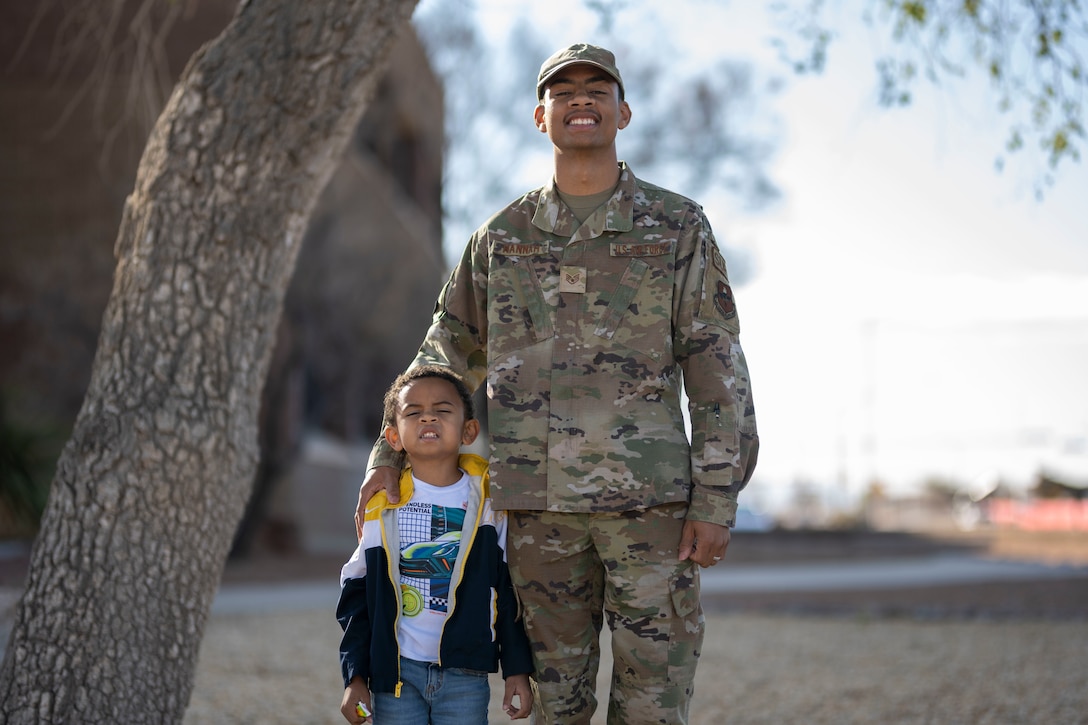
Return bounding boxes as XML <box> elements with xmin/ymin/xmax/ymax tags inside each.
<box><xmin>507</xmin><ymin>504</ymin><xmax>704</xmax><ymax>725</ymax></box>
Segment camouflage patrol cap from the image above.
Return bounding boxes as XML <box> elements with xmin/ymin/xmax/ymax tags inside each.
<box><xmin>536</xmin><ymin>43</ymin><xmax>625</xmax><ymax>101</ymax></box>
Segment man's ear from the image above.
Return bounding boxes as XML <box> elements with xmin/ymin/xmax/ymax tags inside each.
<box><xmin>461</xmin><ymin>418</ymin><xmax>481</xmax><ymax>446</ymax></box>
<box><xmin>384</xmin><ymin>425</ymin><xmax>404</xmax><ymax>452</ymax></box>
<box><xmin>534</xmin><ymin>104</ymin><xmax>547</xmax><ymax>133</ymax></box>
<box><xmin>618</xmin><ymin>100</ymin><xmax>632</xmax><ymax>130</ymax></box>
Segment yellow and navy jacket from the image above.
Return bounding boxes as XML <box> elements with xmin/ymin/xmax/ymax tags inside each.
<box><xmin>335</xmin><ymin>454</ymin><xmax>532</xmax><ymax>692</ymax></box>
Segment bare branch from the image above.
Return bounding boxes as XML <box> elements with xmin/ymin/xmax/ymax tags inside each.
<box><xmin>9</xmin><ymin>0</ymin><xmax>201</xmax><ymax>176</ymax></box>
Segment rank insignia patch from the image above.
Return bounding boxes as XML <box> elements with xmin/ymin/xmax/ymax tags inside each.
<box><xmin>559</xmin><ymin>265</ymin><xmax>587</xmax><ymax>294</ymax></box>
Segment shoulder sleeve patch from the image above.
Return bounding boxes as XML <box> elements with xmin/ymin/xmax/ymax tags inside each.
<box><xmin>695</xmin><ymin>243</ymin><xmax>740</xmax><ymax>333</ymax></box>
<box><xmin>713</xmin><ymin>280</ymin><xmax>736</xmax><ymax>320</ymax></box>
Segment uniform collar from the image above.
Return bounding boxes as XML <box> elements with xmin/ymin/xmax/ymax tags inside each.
<box><xmin>532</xmin><ymin>161</ymin><xmax>636</xmax><ymax>239</ymax></box>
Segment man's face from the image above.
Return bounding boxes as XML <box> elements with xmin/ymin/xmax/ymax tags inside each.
<box><xmin>535</xmin><ymin>64</ymin><xmax>631</xmax><ymax>152</ymax></box>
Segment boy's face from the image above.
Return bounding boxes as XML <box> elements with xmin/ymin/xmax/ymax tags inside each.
<box><xmin>384</xmin><ymin>377</ymin><xmax>478</xmax><ymax>462</ymax></box>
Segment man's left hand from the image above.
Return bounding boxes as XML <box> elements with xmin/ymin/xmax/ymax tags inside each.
<box><xmin>678</xmin><ymin>520</ymin><xmax>730</xmax><ymax>567</ymax></box>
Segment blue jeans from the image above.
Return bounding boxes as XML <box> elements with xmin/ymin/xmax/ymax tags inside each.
<box><xmin>372</xmin><ymin>656</ymin><xmax>491</xmax><ymax>725</ymax></box>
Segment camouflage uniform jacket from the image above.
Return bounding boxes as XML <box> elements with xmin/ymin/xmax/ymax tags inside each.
<box><xmin>372</xmin><ymin>163</ymin><xmax>758</xmax><ymax>527</ymax></box>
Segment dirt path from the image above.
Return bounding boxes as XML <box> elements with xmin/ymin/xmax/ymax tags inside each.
<box><xmin>184</xmin><ymin>608</ymin><xmax>1088</xmax><ymax>725</ymax></box>
<box><xmin>6</xmin><ymin>528</ymin><xmax>1086</xmax><ymax>722</ymax></box>
<box><xmin>184</xmin><ymin>529</ymin><xmax>1088</xmax><ymax>724</ymax></box>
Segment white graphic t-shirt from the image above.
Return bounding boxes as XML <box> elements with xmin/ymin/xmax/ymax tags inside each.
<box><xmin>396</xmin><ymin>471</ymin><xmax>470</xmax><ymax>663</ymax></box>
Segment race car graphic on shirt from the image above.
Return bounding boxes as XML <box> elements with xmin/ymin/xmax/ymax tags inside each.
<box><xmin>398</xmin><ymin>503</ymin><xmax>465</xmax><ymax>615</ymax></box>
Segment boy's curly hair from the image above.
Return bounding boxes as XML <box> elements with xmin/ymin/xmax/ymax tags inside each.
<box><xmin>382</xmin><ymin>365</ymin><xmax>475</xmax><ymax>425</ymax></box>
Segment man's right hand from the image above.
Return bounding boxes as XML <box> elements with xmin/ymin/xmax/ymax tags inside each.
<box><xmin>355</xmin><ymin>466</ymin><xmax>400</xmax><ymax>540</ymax></box>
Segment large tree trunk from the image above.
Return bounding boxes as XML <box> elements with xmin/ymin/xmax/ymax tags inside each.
<box><xmin>0</xmin><ymin>0</ymin><xmax>419</xmax><ymax>721</ymax></box>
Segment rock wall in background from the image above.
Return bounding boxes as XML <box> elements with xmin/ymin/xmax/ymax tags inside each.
<box><xmin>0</xmin><ymin>2</ymin><xmax>446</xmax><ymax>550</ymax></box>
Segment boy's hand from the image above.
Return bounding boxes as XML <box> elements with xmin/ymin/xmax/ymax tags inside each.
<box><xmin>355</xmin><ymin>466</ymin><xmax>400</xmax><ymax>540</ymax></box>
<box><xmin>340</xmin><ymin>677</ymin><xmax>372</xmax><ymax>724</ymax></box>
<box><xmin>503</xmin><ymin>673</ymin><xmax>533</xmax><ymax>719</ymax></box>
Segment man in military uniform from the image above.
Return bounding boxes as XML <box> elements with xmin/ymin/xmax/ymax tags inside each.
<box><xmin>355</xmin><ymin>43</ymin><xmax>758</xmax><ymax>724</ymax></box>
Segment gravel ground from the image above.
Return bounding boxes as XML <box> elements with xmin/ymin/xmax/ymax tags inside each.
<box><xmin>184</xmin><ymin>608</ymin><xmax>1088</xmax><ymax>725</ymax></box>
<box><xmin>183</xmin><ymin>529</ymin><xmax>1088</xmax><ymax>724</ymax></box>
<box><xmin>4</xmin><ymin>529</ymin><xmax>1085</xmax><ymax>723</ymax></box>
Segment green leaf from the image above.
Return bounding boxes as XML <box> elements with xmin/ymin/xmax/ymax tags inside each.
<box><xmin>902</xmin><ymin>2</ymin><xmax>928</xmax><ymax>23</ymax></box>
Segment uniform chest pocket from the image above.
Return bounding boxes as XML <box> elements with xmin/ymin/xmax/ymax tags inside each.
<box><xmin>490</xmin><ymin>242</ymin><xmax>554</xmax><ymax>356</ymax></box>
<box><xmin>594</xmin><ymin>241</ymin><xmax>675</xmax><ymax>361</ymax></box>
<box><xmin>594</xmin><ymin>258</ymin><xmax>648</xmax><ymax>338</ymax></box>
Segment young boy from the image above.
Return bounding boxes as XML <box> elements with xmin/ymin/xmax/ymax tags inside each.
<box><xmin>336</xmin><ymin>365</ymin><xmax>534</xmax><ymax>724</ymax></box>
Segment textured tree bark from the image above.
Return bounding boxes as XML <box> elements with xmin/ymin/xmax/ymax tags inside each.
<box><xmin>0</xmin><ymin>0</ymin><xmax>419</xmax><ymax>721</ymax></box>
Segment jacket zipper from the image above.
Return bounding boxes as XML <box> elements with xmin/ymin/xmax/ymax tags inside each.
<box><xmin>434</xmin><ymin>473</ymin><xmax>484</xmax><ymax>667</ymax></box>
<box><xmin>380</xmin><ymin>507</ymin><xmax>404</xmax><ymax>697</ymax></box>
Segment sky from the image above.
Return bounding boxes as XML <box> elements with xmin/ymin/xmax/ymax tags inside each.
<box><xmin>413</xmin><ymin>0</ymin><xmax>1088</xmax><ymax>514</ymax></box>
